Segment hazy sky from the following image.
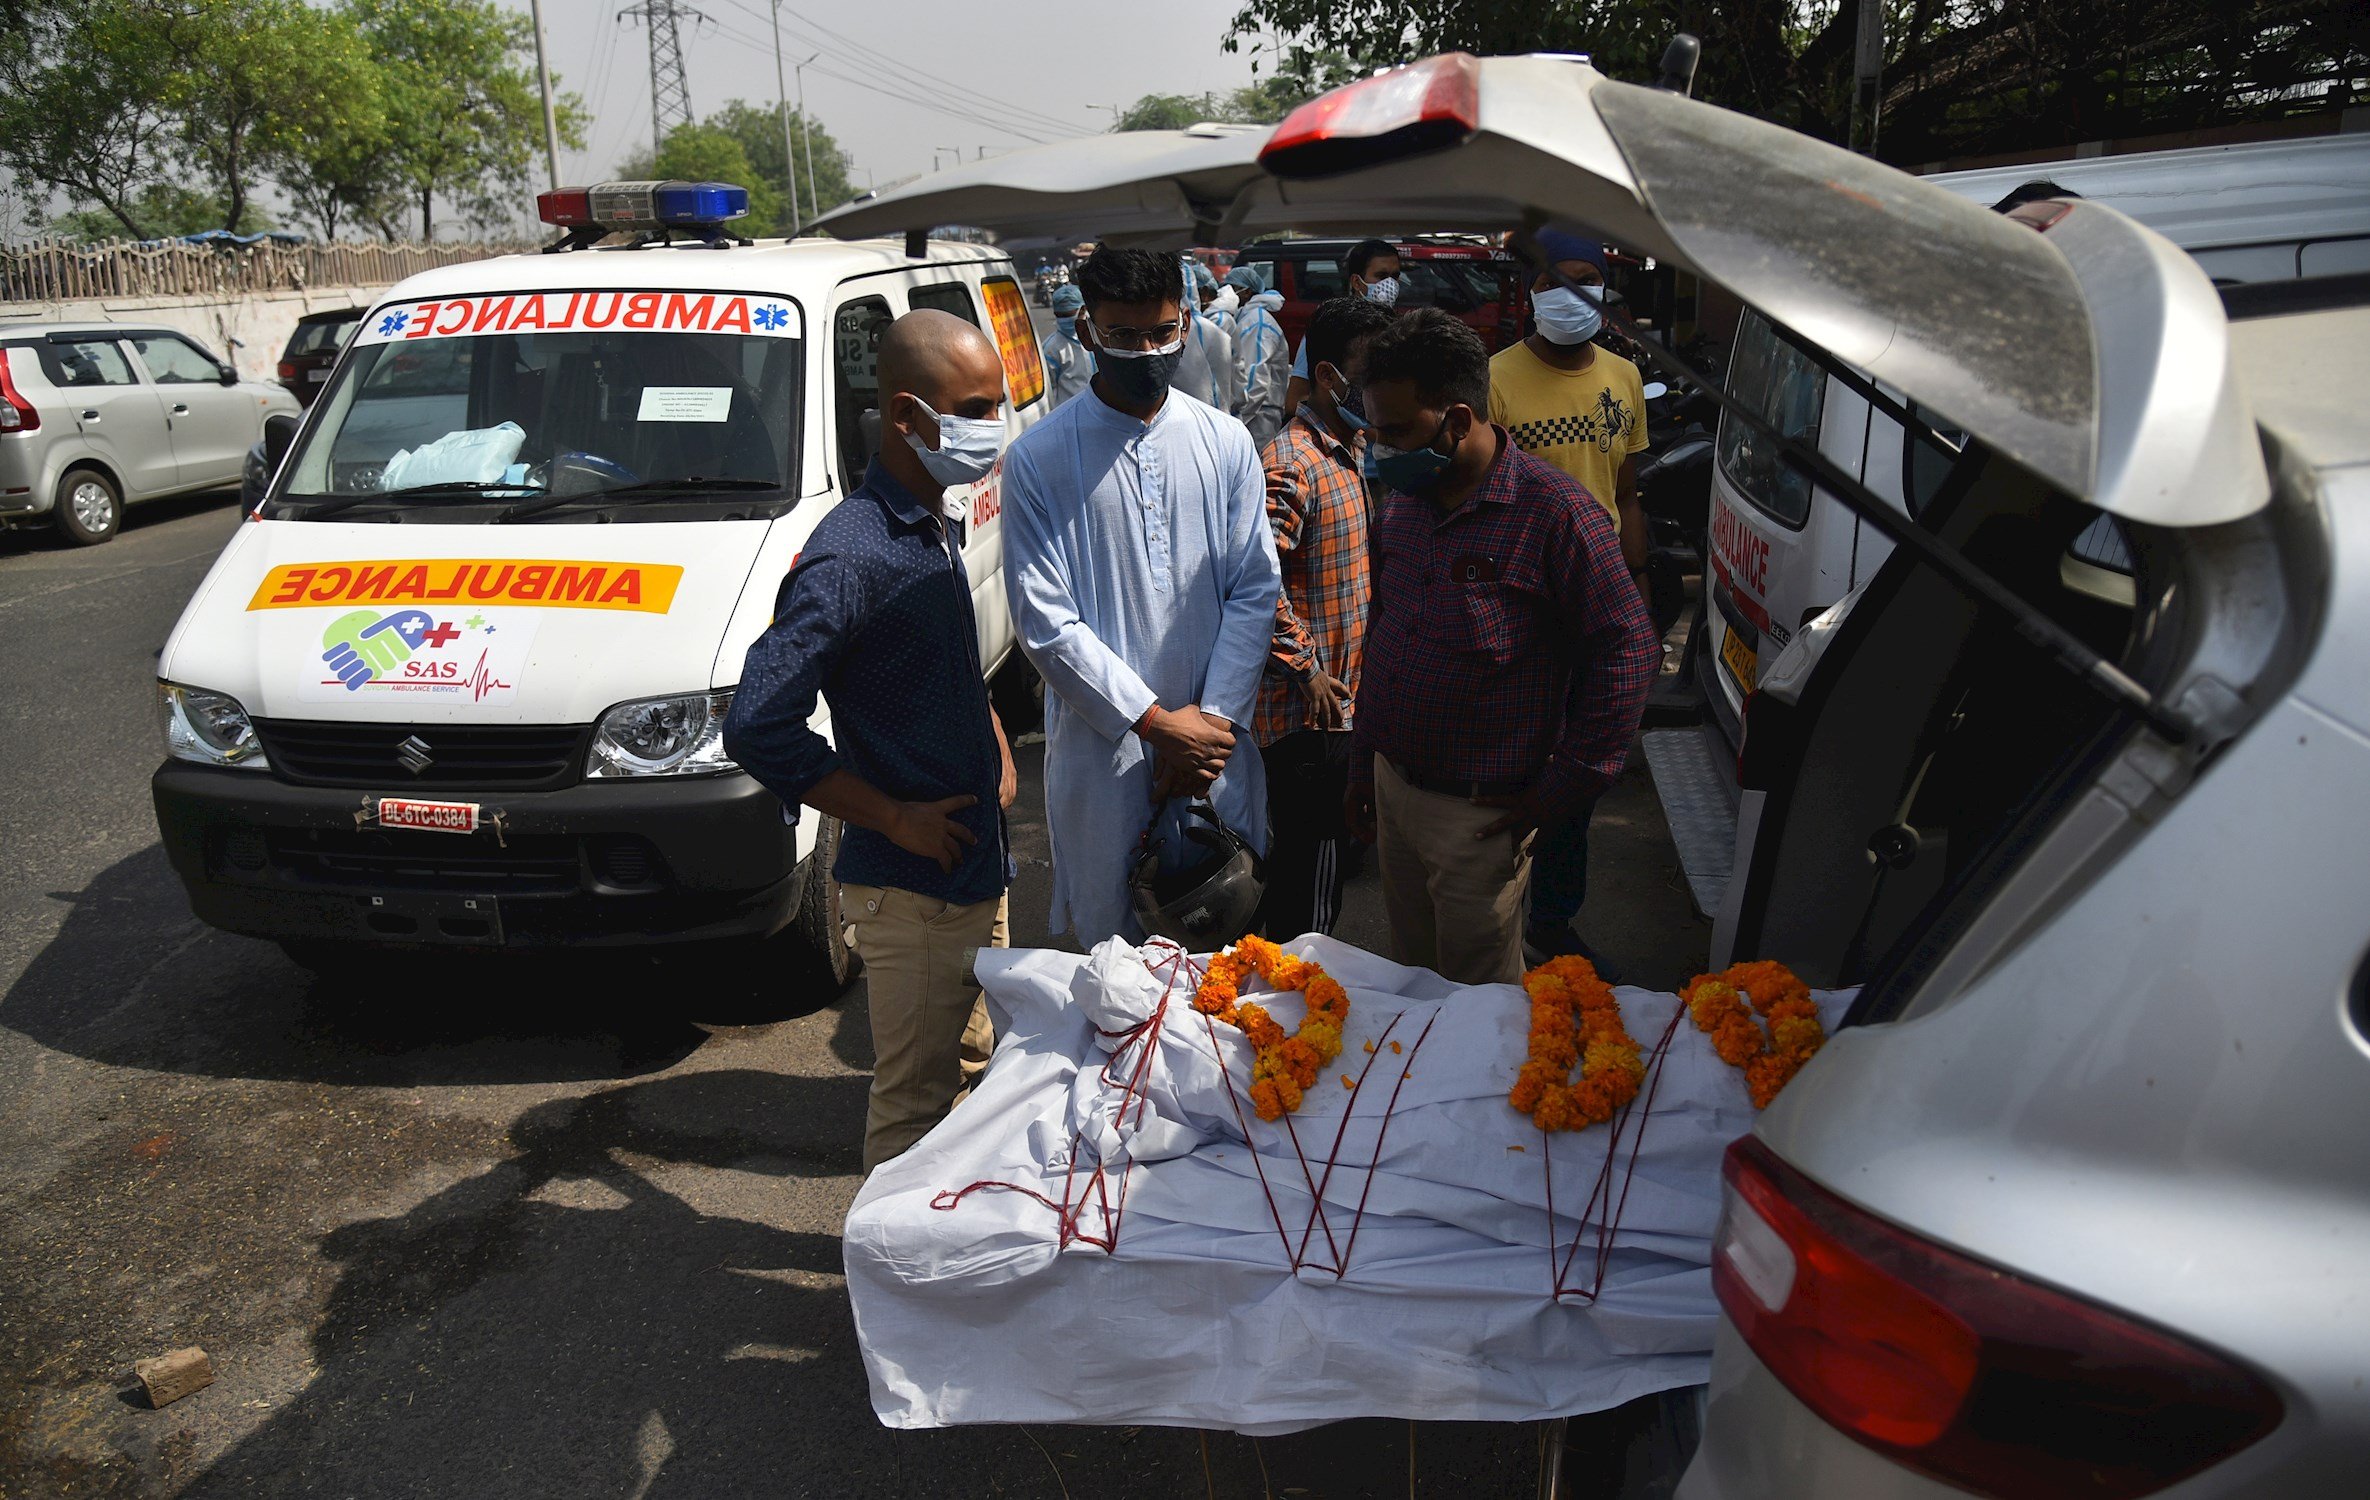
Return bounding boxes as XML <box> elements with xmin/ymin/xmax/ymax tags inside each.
<box><xmin>530</xmin><ymin>0</ymin><xmax>1272</xmax><ymax>195</ymax></box>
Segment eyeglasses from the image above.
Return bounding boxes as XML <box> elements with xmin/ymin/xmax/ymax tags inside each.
<box><xmin>1087</xmin><ymin>317</ymin><xmax>1185</xmax><ymax>351</ymax></box>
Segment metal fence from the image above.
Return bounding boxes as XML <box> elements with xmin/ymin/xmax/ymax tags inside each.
<box><xmin>0</xmin><ymin>237</ymin><xmax>541</xmax><ymax>305</ymax></box>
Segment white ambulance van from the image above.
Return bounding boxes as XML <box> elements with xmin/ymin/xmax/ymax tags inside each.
<box><xmin>149</xmin><ymin>182</ymin><xmax>1049</xmax><ymax>983</ymax></box>
<box><xmin>1650</xmin><ymin>133</ymin><xmax>2370</xmax><ymax>937</ymax></box>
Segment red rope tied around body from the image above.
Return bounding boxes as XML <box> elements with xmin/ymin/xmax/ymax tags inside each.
<box><xmin>928</xmin><ymin>944</ymin><xmax>1196</xmax><ymax>1252</ymax></box>
<box><xmin>1542</xmin><ymin>997</ymin><xmax>1690</xmax><ymax>1302</ymax></box>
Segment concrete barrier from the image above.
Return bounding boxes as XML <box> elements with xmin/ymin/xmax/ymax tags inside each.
<box><xmin>1</xmin><ymin>285</ymin><xmax>397</xmax><ymax>382</ymax></box>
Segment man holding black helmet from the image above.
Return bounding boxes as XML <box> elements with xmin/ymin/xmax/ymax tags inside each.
<box><xmin>1002</xmin><ymin>245</ymin><xmax>1282</xmax><ymax>948</ymax></box>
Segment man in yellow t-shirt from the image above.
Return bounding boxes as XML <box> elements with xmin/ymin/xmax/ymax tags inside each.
<box><xmin>1488</xmin><ymin>232</ymin><xmax>1649</xmax><ymax>592</ymax></box>
<box><xmin>1487</xmin><ymin>231</ymin><xmax>1650</xmax><ymax>980</ymax></box>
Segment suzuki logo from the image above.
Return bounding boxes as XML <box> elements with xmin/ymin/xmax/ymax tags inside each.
<box><xmin>395</xmin><ymin>735</ymin><xmax>434</xmax><ymax>774</ymax></box>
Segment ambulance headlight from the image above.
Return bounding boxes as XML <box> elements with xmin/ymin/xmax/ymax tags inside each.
<box><xmin>161</xmin><ymin>683</ymin><xmax>269</xmax><ymax>769</ymax></box>
<box><xmin>588</xmin><ymin>690</ymin><xmax>738</xmax><ymax>778</ymax></box>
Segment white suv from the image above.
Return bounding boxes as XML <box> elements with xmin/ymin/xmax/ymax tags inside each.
<box><xmin>0</xmin><ymin>322</ymin><xmax>299</xmax><ymax>543</ymax></box>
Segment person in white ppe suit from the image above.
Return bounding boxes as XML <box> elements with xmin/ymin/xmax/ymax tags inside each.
<box><xmin>1225</xmin><ymin>265</ymin><xmax>1291</xmax><ymax>451</ymax></box>
<box><xmin>1042</xmin><ymin>283</ymin><xmax>1092</xmax><ymax>409</ymax></box>
<box><xmin>1174</xmin><ymin>257</ymin><xmax>1241</xmax><ymax>414</ymax></box>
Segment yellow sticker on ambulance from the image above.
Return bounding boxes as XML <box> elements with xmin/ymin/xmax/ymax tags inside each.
<box><xmin>246</xmin><ymin>559</ymin><xmax>684</xmax><ymax>614</ymax></box>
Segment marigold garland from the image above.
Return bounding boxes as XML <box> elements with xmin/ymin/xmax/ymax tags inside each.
<box><xmin>1682</xmin><ymin>960</ymin><xmax>1823</xmax><ymax>1109</ymax></box>
<box><xmin>1192</xmin><ymin>934</ymin><xmax>1351</xmax><ymax>1121</ymax></box>
<box><xmin>1508</xmin><ymin>955</ymin><xmax>1645</xmax><ymax>1132</ymax></box>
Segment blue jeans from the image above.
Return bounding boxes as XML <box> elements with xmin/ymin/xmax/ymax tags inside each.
<box><xmin>1528</xmin><ymin>796</ymin><xmax>1597</xmax><ymax>930</ymax></box>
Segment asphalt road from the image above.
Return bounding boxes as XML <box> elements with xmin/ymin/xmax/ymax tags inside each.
<box><xmin>0</xmin><ymin>487</ymin><xmax>1710</xmax><ymax>1498</ymax></box>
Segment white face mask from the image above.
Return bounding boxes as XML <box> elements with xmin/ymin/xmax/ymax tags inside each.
<box><xmin>902</xmin><ymin>394</ymin><xmax>1005</xmax><ymax>488</ymax></box>
<box><xmin>1530</xmin><ymin>283</ymin><xmax>1605</xmax><ymax>346</ymax></box>
<box><xmin>1361</xmin><ymin>273</ymin><xmax>1401</xmax><ymax>308</ymax></box>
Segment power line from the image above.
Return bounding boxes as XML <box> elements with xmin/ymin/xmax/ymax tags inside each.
<box><xmin>709</xmin><ymin>0</ymin><xmax>1086</xmax><ymax>141</ymax></box>
<box><xmin>695</xmin><ymin>11</ymin><xmax>1072</xmax><ymax>145</ymax></box>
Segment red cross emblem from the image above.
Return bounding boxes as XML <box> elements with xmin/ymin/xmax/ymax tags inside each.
<box><xmin>419</xmin><ymin>620</ymin><xmax>462</xmax><ymax>648</ymax></box>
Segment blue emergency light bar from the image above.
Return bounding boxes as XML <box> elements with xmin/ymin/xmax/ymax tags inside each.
<box><xmin>538</xmin><ymin>180</ymin><xmax>751</xmax><ymax>231</ymax></box>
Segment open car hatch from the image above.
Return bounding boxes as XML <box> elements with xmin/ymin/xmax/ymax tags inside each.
<box><xmin>811</xmin><ymin>53</ymin><xmax>2267</xmax><ymax>530</ymax></box>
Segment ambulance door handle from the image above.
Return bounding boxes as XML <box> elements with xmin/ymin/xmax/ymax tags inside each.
<box><xmin>170</xmin><ymin>402</ymin><xmax>190</xmax><ymax>415</ymax></box>
<box><xmin>81</xmin><ymin>409</ymin><xmax>100</xmax><ymax>421</ymax></box>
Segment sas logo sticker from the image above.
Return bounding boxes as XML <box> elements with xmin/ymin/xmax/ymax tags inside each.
<box><xmin>306</xmin><ymin>608</ymin><xmax>535</xmax><ymax>705</ymax></box>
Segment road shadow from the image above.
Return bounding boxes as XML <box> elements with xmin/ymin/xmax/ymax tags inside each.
<box><xmin>0</xmin><ymin>841</ymin><xmax>854</xmax><ymax>1088</ymax></box>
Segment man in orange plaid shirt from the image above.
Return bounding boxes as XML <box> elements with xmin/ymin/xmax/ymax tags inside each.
<box><xmin>1253</xmin><ymin>296</ymin><xmax>1394</xmax><ymax>938</ymax></box>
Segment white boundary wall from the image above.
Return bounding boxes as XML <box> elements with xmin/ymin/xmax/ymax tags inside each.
<box><xmin>3</xmin><ymin>285</ymin><xmax>396</xmax><ymax>381</ymax></box>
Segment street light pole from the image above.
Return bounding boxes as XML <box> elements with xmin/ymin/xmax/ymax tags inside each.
<box><xmin>527</xmin><ymin>0</ymin><xmax>562</xmax><ymax>189</ymax></box>
<box><xmin>794</xmin><ymin>53</ymin><xmax>822</xmax><ymax>215</ymax></box>
<box><xmin>768</xmin><ymin>0</ymin><xmax>800</xmax><ymax>231</ymax></box>
<box><xmin>1084</xmin><ymin>103</ymin><xmax>1123</xmax><ymax>129</ymax></box>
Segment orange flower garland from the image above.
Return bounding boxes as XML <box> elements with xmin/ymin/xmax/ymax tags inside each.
<box><xmin>1508</xmin><ymin>955</ymin><xmax>1645</xmax><ymax>1132</ymax></box>
<box><xmin>1192</xmin><ymin>934</ymin><xmax>1351</xmax><ymax>1121</ymax></box>
<box><xmin>1682</xmin><ymin>960</ymin><xmax>1823</xmax><ymax>1108</ymax></box>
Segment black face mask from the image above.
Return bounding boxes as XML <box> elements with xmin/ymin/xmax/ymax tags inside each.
<box><xmin>1094</xmin><ymin>343</ymin><xmax>1181</xmax><ymax>404</ymax></box>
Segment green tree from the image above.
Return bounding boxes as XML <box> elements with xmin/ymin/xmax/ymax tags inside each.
<box><xmin>1221</xmin><ymin>0</ymin><xmax>2368</xmax><ymax>165</ymax></box>
<box><xmin>0</xmin><ymin>0</ymin><xmax>185</xmax><ymax>238</ymax></box>
<box><xmin>617</xmin><ymin>100</ymin><xmax>853</xmax><ymax>233</ymax></box>
<box><xmin>347</xmin><ymin>0</ymin><xmax>586</xmax><ymax>239</ymax></box>
<box><xmin>156</xmin><ymin>0</ymin><xmax>383</xmax><ymax>234</ymax></box>
<box><xmin>647</xmin><ymin>122</ymin><xmax>783</xmax><ymax>234</ymax></box>
<box><xmin>1108</xmin><ymin>79</ymin><xmax>1316</xmax><ymax>132</ymax></box>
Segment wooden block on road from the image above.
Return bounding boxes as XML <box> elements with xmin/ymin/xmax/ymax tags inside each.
<box><xmin>133</xmin><ymin>1347</ymin><xmax>214</xmax><ymax>1409</ymax></box>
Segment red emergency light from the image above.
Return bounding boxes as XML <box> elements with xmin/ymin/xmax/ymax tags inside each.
<box><xmin>1261</xmin><ymin>53</ymin><xmax>1481</xmax><ymax>180</ymax></box>
<box><xmin>537</xmin><ymin>188</ymin><xmax>594</xmax><ymax>227</ymax></box>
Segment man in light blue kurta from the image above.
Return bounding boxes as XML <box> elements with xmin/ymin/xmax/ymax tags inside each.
<box><xmin>1003</xmin><ymin>251</ymin><xmax>1282</xmax><ymax>946</ymax></box>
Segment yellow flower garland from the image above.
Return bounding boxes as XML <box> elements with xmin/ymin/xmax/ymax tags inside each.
<box><xmin>1508</xmin><ymin>955</ymin><xmax>1645</xmax><ymax>1132</ymax></box>
<box><xmin>1681</xmin><ymin>960</ymin><xmax>1823</xmax><ymax>1109</ymax></box>
<box><xmin>1192</xmin><ymin>934</ymin><xmax>1350</xmax><ymax>1121</ymax></box>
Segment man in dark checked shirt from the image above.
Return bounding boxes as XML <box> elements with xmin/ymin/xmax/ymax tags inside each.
<box><xmin>1345</xmin><ymin>310</ymin><xmax>1659</xmax><ymax>985</ymax></box>
<box><xmin>724</xmin><ymin>310</ymin><xmax>1020</xmax><ymax>1171</ymax></box>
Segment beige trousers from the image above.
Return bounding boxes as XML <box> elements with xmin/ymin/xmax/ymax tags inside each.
<box><xmin>841</xmin><ymin>884</ymin><xmax>1009</xmax><ymax>1172</ymax></box>
<box><xmin>1373</xmin><ymin>757</ymin><xmax>1533</xmax><ymax>986</ymax></box>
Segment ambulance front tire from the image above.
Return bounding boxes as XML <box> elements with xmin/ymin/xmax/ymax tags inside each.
<box><xmin>795</xmin><ymin>815</ymin><xmax>860</xmax><ymax>991</ymax></box>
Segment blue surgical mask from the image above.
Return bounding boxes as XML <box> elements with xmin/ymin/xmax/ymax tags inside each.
<box><xmin>1531</xmin><ymin>284</ymin><xmax>1604</xmax><ymax>346</ymax></box>
<box><xmin>1362</xmin><ymin>415</ymin><xmax>1458</xmax><ymax>492</ymax></box>
<box><xmin>1318</xmin><ymin>363</ymin><xmax>1368</xmax><ymax>430</ymax></box>
<box><xmin>1055</xmin><ymin>314</ymin><xmax>1078</xmax><ymax>337</ymax></box>
<box><xmin>903</xmin><ymin>395</ymin><xmax>1005</xmax><ymax>487</ymax></box>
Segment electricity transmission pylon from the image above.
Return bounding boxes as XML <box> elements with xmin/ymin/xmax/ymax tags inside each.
<box><xmin>620</xmin><ymin>0</ymin><xmax>703</xmax><ymax>156</ymax></box>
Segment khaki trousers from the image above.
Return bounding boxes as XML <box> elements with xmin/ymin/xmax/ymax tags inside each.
<box><xmin>1373</xmin><ymin>757</ymin><xmax>1533</xmax><ymax>985</ymax></box>
<box><xmin>841</xmin><ymin>884</ymin><xmax>1008</xmax><ymax>1172</ymax></box>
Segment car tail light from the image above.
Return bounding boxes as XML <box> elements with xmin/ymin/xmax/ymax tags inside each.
<box><xmin>1715</xmin><ymin>1138</ymin><xmax>2282</xmax><ymax>1498</ymax></box>
<box><xmin>277</xmin><ymin>360</ymin><xmax>298</xmax><ymax>380</ymax></box>
<box><xmin>1261</xmin><ymin>53</ymin><xmax>1480</xmax><ymax>179</ymax></box>
<box><xmin>0</xmin><ymin>351</ymin><xmax>39</xmax><ymax>432</ymax></box>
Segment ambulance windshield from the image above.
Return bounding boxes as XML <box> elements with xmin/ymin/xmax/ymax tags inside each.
<box><xmin>273</xmin><ymin>288</ymin><xmax>804</xmax><ymax>521</ymax></box>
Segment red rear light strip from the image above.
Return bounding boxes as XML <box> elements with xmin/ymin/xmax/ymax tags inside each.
<box><xmin>0</xmin><ymin>350</ymin><xmax>39</xmax><ymax>432</ymax></box>
<box><xmin>1715</xmin><ymin>1138</ymin><xmax>2282</xmax><ymax>1498</ymax></box>
<box><xmin>1262</xmin><ymin>54</ymin><xmax>1482</xmax><ymax>180</ymax></box>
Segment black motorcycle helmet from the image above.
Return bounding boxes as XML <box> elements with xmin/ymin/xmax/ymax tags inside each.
<box><xmin>1129</xmin><ymin>799</ymin><xmax>1266</xmax><ymax>949</ymax></box>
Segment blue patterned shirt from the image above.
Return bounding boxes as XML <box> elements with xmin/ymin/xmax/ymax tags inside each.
<box><xmin>723</xmin><ymin>461</ymin><xmax>1007</xmax><ymax>906</ymax></box>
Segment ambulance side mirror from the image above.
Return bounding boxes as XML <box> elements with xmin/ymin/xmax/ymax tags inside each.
<box><xmin>262</xmin><ymin>412</ymin><xmax>299</xmax><ymax>470</ymax></box>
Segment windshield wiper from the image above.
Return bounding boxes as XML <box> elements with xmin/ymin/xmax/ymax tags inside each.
<box><xmin>491</xmin><ymin>477</ymin><xmax>781</xmax><ymax>524</ymax></box>
<box><xmin>280</xmin><ymin>481</ymin><xmax>542</xmax><ymax>523</ymax></box>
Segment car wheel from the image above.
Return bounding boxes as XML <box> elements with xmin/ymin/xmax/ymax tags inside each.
<box><xmin>795</xmin><ymin>815</ymin><xmax>861</xmax><ymax>989</ymax></box>
<box><xmin>54</xmin><ymin>467</ymin><xmax>120</xmax><ymax>546</ymax></box>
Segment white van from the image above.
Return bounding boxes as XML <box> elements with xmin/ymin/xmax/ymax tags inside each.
<box><xmin>148</xmin><ymin>183</ymin><xmax>1049</xmax><ymax>983</ymax></box>
<box><xmin>1651</xmin><ymin>133</ymin><xmax>2370</xmax><ymax>938</ymax></box>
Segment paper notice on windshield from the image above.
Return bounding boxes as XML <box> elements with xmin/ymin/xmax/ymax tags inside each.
<box><xmin>637</xmin><ymin>386</ymin><xmax>732</xmax><ymax>423</ymax></box>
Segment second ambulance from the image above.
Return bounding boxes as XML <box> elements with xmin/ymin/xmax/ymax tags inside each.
<box><xmin>149</xmin><ymin>182</ymin><xmax>1049</xmax><ymax>984</ymax></box>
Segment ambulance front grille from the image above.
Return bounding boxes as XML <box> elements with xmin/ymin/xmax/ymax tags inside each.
<box><xmin>255</xmin><ymin>720</ymin><xmax>588</xmax><ymax>788</ymax></box>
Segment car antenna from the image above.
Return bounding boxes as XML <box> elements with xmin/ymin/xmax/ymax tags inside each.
<box><xmin>1507</xmin><ymin>224</ymin><xmax>2197</xmax><ymax>748</ymax></box>
<box><xmin>1655</xmin><ymin>34</ymin><xmax>1701</xmax><ymax>97</ymax></box>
